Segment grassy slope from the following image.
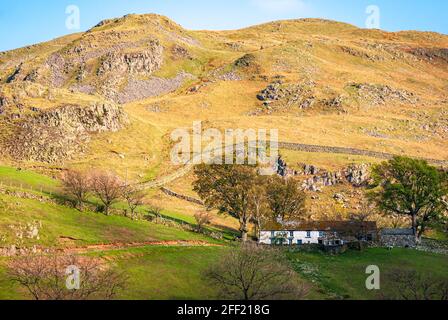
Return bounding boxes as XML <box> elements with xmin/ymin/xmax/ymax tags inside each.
<box><xmin>0</xmin><ymin>166</ymin><xmax>59</xmax><ymax>191</ymax></box>
<box><xmin>0</xmin><ymin>246</ymin><xmax>229</xmax><ymax>300</ymax></box>
<box><xmin>0</xmin><ymin>164</ymin><xmax>238</xmax><ymax>242</ymax></box>
<box><xmin>1</xmin><ymin>247</ymin><xmax>446</xmax><ymax>300</ymax></box>
<box><xmin>107</xmin><ymin>246</ymin><xmax>228</xmax><ymax>300</ymax></box>
<box><xmin>0</xmin><ymin>194</ymin><xmax>217</xmax><ymax>247</ymax></box>
<box><xmin>3</xmin><ymin>15</ymin><xmax>448</xmax><ymax>183</ymax></box>
<box><xmin>0</xmin><ymin>165</ymin><xmax>221</xmax><ymax>247</ymax></box>
<box><xmin>288</xmin><ymin>248</ymin><xmax>448</xmax><ymax>300</ymax></box>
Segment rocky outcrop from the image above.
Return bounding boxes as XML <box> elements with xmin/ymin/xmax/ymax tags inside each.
<box><xmin>345</xmin><ymin>164</ymin><xmax>370</xmax><ymax>187</ymax></box>
<box><xmin>274</xmin><ymin>157</ymin><xmax>371</xmax><ymax>191</ymax></box>
<box><xmin>349</xmin><ymin>83</ymin><xmax>418</xmax><ymax>105</ymax></box>
<box><xmin>256</xmin><ymin>79</ymin><xmax>316</xmax><ymax>112</ymax></box>
<box><xmin>410</xmin><ymin>47</ymin><xmax>448</xmax><ymax>63</ymax></box>
<box><xmin>171</xmin><ymin>44</ymin><xmax>191</xmax><ymax>59</ymax></box>
<box><xmin>45</xmin><ymin>53</ymin><xmax>69</xmax><ymax>87</ymax></box>
<box><xmin>234</xmin><ymin>54</ymin><xmax>256</xmax><ymax>68</ymax></box>
<box><xmin>98</xmin><ymin>41</ymin><xmax>163</xmax><ymax>76</ymax></box>
<box><xmin>7</xmin><ymin>103</ymin><xmax>128</xmax><ymax>163</ymax></box>
<box><xmin>94</xmin><ymin>41</ymin><xmax>167</xmax><ymax>102</ymax></box>
<box><xmin>301</xmin><ymin>164</ymin><xmax>371</xmax><ymax>191</ymax></box>
<box><xmin>6</xmin><ymin>63</ymin><xmax>24</xmax><ymax>83</ymax></box>
<box><xmin>340</xmin><ymin>45</ymin><xmax>384</xmax><ymax>62</ymax></box>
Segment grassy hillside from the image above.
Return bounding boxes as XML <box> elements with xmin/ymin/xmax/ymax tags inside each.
<box><xmin>1</xmin><ymin>246</ymin><xmax>446</xmax><ymax>300</ymax></box>
<box><xmin>289</xmin><ymin>248</ymin><xmax>448</xmax><ymax>300</ymax></box>
<box><xmin>0</xmin><ymin>14</ymin><xmax>446</xmax><ymax>301</ymax></box>
<box><xmin>0</xmin><ymin>12</ymin><xmax>445</xmax><ymax>241</ymax></box>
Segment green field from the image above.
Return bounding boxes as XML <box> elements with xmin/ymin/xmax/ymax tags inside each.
<box><xmin>1</xmin><ymin>246</ymin><xmax>446</xmax><ymax>300</ymax></box>
<box><xmin>0</xmin><ymin>166</ymin><xmax>446</xmax><ymax>301</ymax></box>
<box><xmin>106</xmin><ymin>246</ymin><xmax>229</xmax><ymax>300</ymax></box>
<box><xmin>288</xmin><ymin>248</ymin><xmax>448</xmax><ymax>300</ymax></box>
<box><xmin>0</xmin><ymin>165</ymin><xmax>232</xmax><ymax>246</ymax></box>
<box><xmin>0</xmin><ymin>166</ymin><xmax>59</xmax><ymax>193</ymax></box>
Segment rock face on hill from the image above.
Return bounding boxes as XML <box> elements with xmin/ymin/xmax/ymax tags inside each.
<box><xmin>6</xmin><ymin>103</ymin><xmax>128</xmax><ymax>163</ymax></box>
<box><xmin>350</xmin><ymin>83</ymin><xmax>418</xmax><ymax>106</ymax></box>
<box><xmin>97</xmin><ymin>44</ymin><xmax>163</xmax><ymax>76</ymax></box>
<box><xmin>0</xmin><ymin>13</ymin><xmax>447</xmax><ymax>169</ymax></box>
<box><xmin>301</xmin><ymin>164</ymin><xmax>371</xmax><ymax>192</ymax></box>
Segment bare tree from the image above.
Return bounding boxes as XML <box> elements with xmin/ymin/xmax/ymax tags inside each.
<box><xmin>349</xmin><ymin>201</ymin><xmax>376</xmax><ymax>222</ymax></box>
<box><xmin>122</xmin><ymin>185</ymin><xmax>146</xmax><ymax>220</ymax></box>
<box><xmin>148</xmin><ymin>205</ymin><xmax>163</xmax><ymax>219</ymax></box>
<box><xmin>194</xmin><ymin>211</ymin><xmax>212</xmax><ymax>232</ymax></box>
<box><xmin>381</xmin><ymin>269</ymin><xmax>448</xmax><ymax>300</ymax></box>
<box><xmin>8</xmin><ymin>254</ymin><xmax>127</xmax><ymax>300</ymax></box>
<box><xmin>91</xmin><ymin>171</ymin><xmax>123</xmax><ymax>215</ymax></box>
<box><xmin>204</xmin><ymin>243</ymin><xmax>309</xmax><ymax>300</ymax></box>
<box><xmin>61</xmin><ymin>169</ymin><xmax>91</xmax><ymax>210</ymax></box>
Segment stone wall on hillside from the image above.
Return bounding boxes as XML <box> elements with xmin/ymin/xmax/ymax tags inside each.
<box><xmin>278</xmin><ymin>142</ymin><xmax>448</xmax><ymax>165</ymax></box>
<box><xmin>380</xmin><ymin>229</ymin><xmax>416</xmax><ymax>248</ymax></box>
<box><xmin>161</xmin><ymin>187</ymin><xmax>204</xmax><ymax>205</ymax></box>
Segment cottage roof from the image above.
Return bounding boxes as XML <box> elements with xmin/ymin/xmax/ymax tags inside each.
<box><xmin>262</xmin><ymin>221</ymin><xmax>377</xmax><ymax>233</ymax></box>
<box><xmin>381</xmin><ymin>228</ymin><xmax>414</xmax><ymax>236</ymax></box>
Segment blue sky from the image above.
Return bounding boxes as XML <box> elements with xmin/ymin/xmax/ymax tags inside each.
<box><xmin>0</xmin><ymin>0</ymin><xmax>447</xmax><ymax>52</ymax></box>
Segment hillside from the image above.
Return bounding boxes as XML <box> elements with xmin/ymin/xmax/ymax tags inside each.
<box><xmin>0</xmin><ymin>13</ymin><xmax>447</xmax><ymax>301</ymax></box>
<box><xmin>1</xmin><ymin>13</ymin><xmax>447</xmax><ymax>220</ymax></box>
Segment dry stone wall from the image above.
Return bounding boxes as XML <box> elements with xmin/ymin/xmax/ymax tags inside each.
<box><xmin>278</xmin><ymin>142</ymin><xmax>448</xmax><ymax>165</ymax></box>
<box><xmin>160</xmin><ymin>187</ymin><xmax>204</xmax><ymax>205</ymax></box>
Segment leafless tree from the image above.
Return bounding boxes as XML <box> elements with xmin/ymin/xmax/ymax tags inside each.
<box><xmin>204</xmin><ymin>243</ymin><xmax>309</xmax><ymax>300</ymax></box>
<box><xmin>381</xmin><ymin>269</ymin><xmax>448</xmax><ymax>300</ymax></box>
<box><xmin>122</xmin><ymin>185</ymin><xmax>146</xmax><ymax>220</ymax></box>
<box><xmin>61</xmin><ymin>169</ymin><xmax>91</xmax><ymax>210</ymax></box>
<box><xmin>148</xmin><ymin>205</ymin><xmax>163</xmax><ymax>219</ymax></box>
<box><xmin>8</xmin><ymin>254</ymin><xmax>127</xmax><ymax>300</ymax></box>
<box><xmin>194</xmin><ymin>211</ymin><xmax>212</xmax><ymax>231</ymax></box>
<box><xmin>349</xmin><ymin>201</ymin><xmax>377</xmax><ymax>222</ymax></box>
<box><xmin>91</xmin><ymin>171</ymin><xmax>123</xmax><ymax>215</ymax></box>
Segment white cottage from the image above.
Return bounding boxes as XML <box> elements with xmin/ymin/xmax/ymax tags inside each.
<box><xmin>259</xmin><ymin>230</ymin><xmax>327</xmax><ymax>245</ymax></box>
<box><xmin>259</xmin><ymin>221</ymin><xmax>377</xmax><ymax>246</ymax></box>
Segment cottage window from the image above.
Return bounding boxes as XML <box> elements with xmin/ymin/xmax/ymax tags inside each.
<box><xmin>289</xmin><ymin>231</ymin><xmax>294</xmax><ymax>237</ymax></box>
<box><xmin>271</xmin><ymin>231</ymin><xmax>275</xmax><ymax>237</ymax></box>
<box><xmin>319</xmin><ymin>231</ymin><xmax>325</xmax><ymax>237</ymax></box>
<box><xmin>297</xmin><ymin>240</ymin><xmax>303</xmax><ymax>245</ymax></box>
<box><xmin>306</xmin><ymin>231</ymin><xmax>311</xmax><ymax>238</ymax></box>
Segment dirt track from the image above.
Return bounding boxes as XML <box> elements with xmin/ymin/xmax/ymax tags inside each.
<box><xmin>59</xmin><ymin>240</ymin><xmax>222</xmax><ymax>254</ymax></box>
<box><xmin>0</xmin><ymin>240</ymin><xmax>222</xmax><ymax>257</ymax></box>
